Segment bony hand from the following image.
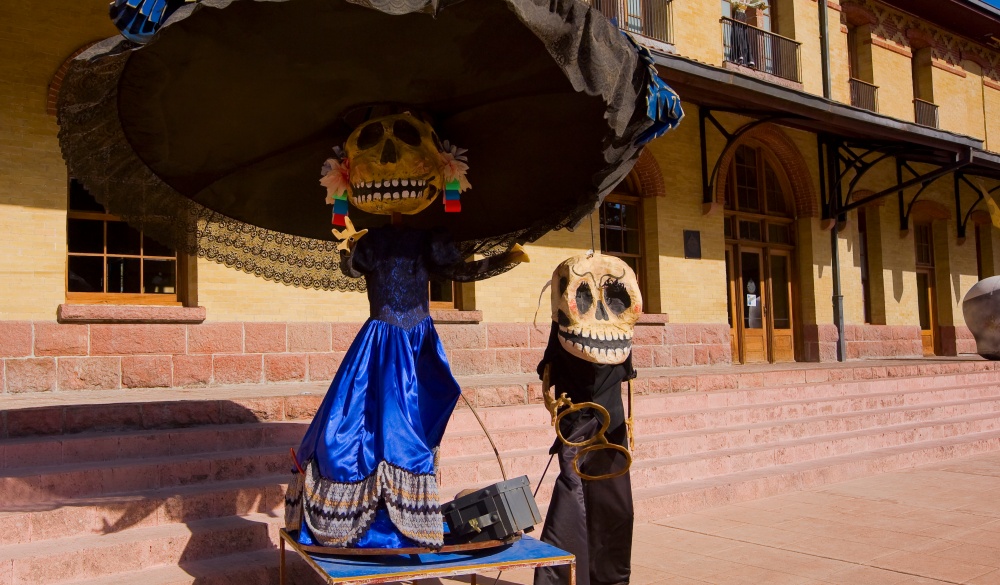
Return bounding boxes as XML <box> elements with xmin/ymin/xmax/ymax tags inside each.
<box><xmin>331</xmin><ymin>217</ymin><xmax>368</xmax><ymax>253</ymax></box>
<box><xmin>507</xmin><ymin>243</ymin><xmax>530</xmax><ymax>264</ymax></box>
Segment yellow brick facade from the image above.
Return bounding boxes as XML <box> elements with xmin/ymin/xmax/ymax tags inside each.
<box><xmin>3</xmin><ymin>0</ymin><xmax>1000</xmax><ymax>362</ymax></box>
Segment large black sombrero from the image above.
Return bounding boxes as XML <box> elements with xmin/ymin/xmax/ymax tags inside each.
<box><xmin>59</xmin><ymin>0</ymin><xmax>682</xmax><ymax>291</ymax></box>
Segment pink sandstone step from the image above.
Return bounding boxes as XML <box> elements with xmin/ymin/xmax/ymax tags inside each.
<box><xmin>8</xmin><ymin>381</ymin><xmax>1000</xmax><ymax>504</ymax></box>
<box><xmin>632</xmin><ymin>428</ymin><xmax>1000</xmax><ymax>518</ymax></box>
<box><xmin>8</xmin><ymin>376</ymin><xmax>996</xmax><ymax>471</ymax></box>
<box><xmin>3</xmin><ymin>360</ymin><xmax>997</xmax><ymax>439</ymax></box>
<box><xmin>441</xmin><ymin>387</ymin><xmax>1000</xmax><ymax>459</ymax></box>
<box><xmin>632</xmin><ymin>381</ymin><xmax>1000</xmax><ymax>434</ymax></box>
<box><xmin>62</xmin><ymin>548</ymin><xmax>325</xmax><ymax>585</ymax></box>
<box><xmin>446</xmin><ymin>384</ymin><xmax>1000</xmax><ymax>463</ymax></box>
<box><xmin>0</xmin><ymin>393</ymin><xmax>325</xmax><ymax>439</ymax></box>
<box><xmin>1</xmin><ymin>422</ymin><xmax>307</xmax><ymax>471</ymax></box>
<box><xmin>0</xmin><ymin>447</ymin><xmax>292</xmax><ymax>506</ymax></box>
<box><xmin>443</xmin><ymin>371</ymin><xmax>1000</xmax><ymax>435</ymax></box>
<box><xmin>626</xmin><ymin>411</ymin><xmax>1000</xmax><ymax>487</ymax></box>
<box><xmin>631</xmin><ymin>370</ymin><xmax>1000</xmax><ymax>413</ymax></box>
<box><xmin>4</xmin><ymin>360</ymin><xmax>1000</xmax><ymax>585</ymax></box>
<box><xmin>0</xmin><ymin>476</ymin><xmax>288</xmax><ymax>545</ymax></box>
<box><xmin>9</xmin><ymin>393</ymin><xmax>1000</xmax><ymax>542</ymax></box>
<box><xmin>436</xmin><ymin>408</ymin><xmax>1000</xmax><ymax>491</ymax></box>
<box><xmin>0</xmin><ymin>512</ymin><xmax>284</xmax><ymax>585</ymax></box>
<box><xmin>635</xmin><ymin>395</ymin><xmax>1000</xmax><ymax>457</ymax></box>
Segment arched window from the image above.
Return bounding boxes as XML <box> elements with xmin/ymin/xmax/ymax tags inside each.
<box><xmin>724</xmin><ymin>144</ymin><xmax>794</xmax><ymax>244</ymax></box>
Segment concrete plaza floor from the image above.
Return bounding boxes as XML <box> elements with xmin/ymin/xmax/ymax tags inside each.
<box><xmin>451</xmin><ymin>450</ymin><xmax>1000</xmax><ymax>585</ymax></box>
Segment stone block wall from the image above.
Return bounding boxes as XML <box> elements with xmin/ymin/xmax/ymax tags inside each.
<box><xmin>0</xmin><ymin>317</ymin><xmax>733</xmax><ymax>394</ymax></box>
<box><xmin>801</xmin><ymin>323</ymin><xmax>978</xmax><ymax>361</ymax></box>
<box><xmin>803</xmin><ymin>324</ymin><xmax>924</xmax><ymax>361</ymax></box>
<box><xmin>940</xmin><ymin>326</ymin><xmax>976</xmax><ymax>357</ymax></box>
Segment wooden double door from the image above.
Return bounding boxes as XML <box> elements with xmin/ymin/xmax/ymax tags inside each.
<box><xmin>916</xmin><ymin>268</ymin><xmax>937</xmax><ymax>356</ymax></box>
<box><xmin>726</xmin><ymin>245</ymin><xmax>795</xmax><ymax>364</ymax></box>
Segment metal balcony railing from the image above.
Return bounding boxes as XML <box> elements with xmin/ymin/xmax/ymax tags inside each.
<box><xmin>849</xmin><ymin>78</ymin><xmax>879</xmax><ymax>113</ymax></box>
<box><xmin>721</xmin><ymin>17</ymin><xmax>802</xmax><ymax>83</ymax></box>
<box><xmin>585</xmin><ymin>0</ymin><xmax>673</xmax><ymax>44</ymax></box>
<box><xmin>914</xmin><ymin>98</ymin><xmax>939</xmax><ymax>128</ymax></box>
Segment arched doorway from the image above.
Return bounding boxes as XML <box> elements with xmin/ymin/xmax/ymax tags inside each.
<box><xmin>723</xmin><ymin>143</ymin><xmax>798</xmax><ymax>363</ymax></box>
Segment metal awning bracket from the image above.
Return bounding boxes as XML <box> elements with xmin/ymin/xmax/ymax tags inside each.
<box><xmin>699</xmin><ymin>108</ymin><xmax>797</xmax><ymax>206</ymax></box>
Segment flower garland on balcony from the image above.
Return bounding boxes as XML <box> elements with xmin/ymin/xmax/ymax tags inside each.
<box><xmin>731</xmin><ymin>0</ymin><xmax>769</xmax><ymax>11</ymax></box>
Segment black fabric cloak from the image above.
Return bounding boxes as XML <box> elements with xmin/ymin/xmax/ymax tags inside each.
<box><xmin>534</xmin><ymin>322</ymin><xmax>636</xmax><ymax>585</ymax></box>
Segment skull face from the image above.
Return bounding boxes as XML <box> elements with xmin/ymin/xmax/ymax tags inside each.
<box><xmin>344</xmin><ymin>113</ymin><xmax>444</xmax><ymax>215</ymax></box>
<box><xmin>551</xmin><ymin>253</ymin><xmax>642</xmax><ymax>364</ymax></box>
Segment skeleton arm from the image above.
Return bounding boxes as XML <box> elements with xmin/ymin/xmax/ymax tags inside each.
<box><xmin>432</xmin><ymin>244</ymin><xmax>530</xmax><ymax>283</ymax></box>
<box><xmin>333</xmin><ymin>217</ymin><xmax>369</xmax><ymax>279</ymax></box>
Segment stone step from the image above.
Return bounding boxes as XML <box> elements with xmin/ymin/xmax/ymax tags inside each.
<box><xmin>13</xmin><ymin>395</ymin><xmax>1000</xmax><ymax>545</ymax></box>
<box><xmin>1</xmin><ymin>422</ymin><xmax>306</xmax><ymax>472</ymax></box>
<box><xmin>445</xmin><ymin>369</ymin><xmax>1000</xmax><ymax>433</ymax></box>
<box><xmin>635</xmin><ymin>379</ymin><xmax>1000</xmax><ymax>430</ymax></box>
<box><xmin>632</xmin><ymin>428</ymin><xmax>1000</xmax><ymax>518</ymax></box>
<box><xmin>59</xmin><ymin>548</ymin><xmax>325</xmax><ymax>585</ymax></box>
<box><xmin>7</xmin><ymin>376</ymin><xmax>999</xmax><ymax>471</ymax></box>
<box><xmin>10</xmin><ymin>382</ymin><xmax>1000</xmax><ymax>504</ymax></box>
<box><xmin>649</xmin><ymin>360</ymin><xmax>1000</xmax><ymax>392</ymax></box>
<box><xmin>634</xmin><ymin>393</ymin><xmax>1000</xmax><ymax>455</ymax></box>
<box><xmin>628</xmin><ymin>410</ymin><xmax>1000</xmax><ymax>487</ymax></box>
<box><xmin>0</xmin><ymin>447</ymin><xmax>292</xmax><ymax>506</ymax></box>
<box><xmin>5</xmin><ymin>361</ymin><xmax>999</xmax><ymax>439</ymax></box>
<box><xmin>0</xmin><ymin>393</ymin><xmax>324</xmax><ymax>439</ymax></box>
<box><xmin>0</xmin><ymin>476</ymin><xmax>288</xmax><ymax>545</ymax></box>
<box><xmin>442</xmin><ymin>389</ymin><xmax>1000</xmax><ymax>458</ymax></box>
<box><xmin>633</xmin><ymin>370</ymin><xmax>1000</xmax><ymax>413</ymax></box>
<box><xmin>439</xmin><ymin>408</ymin><xmax>1000</xmax><ymax>490</ymax></box>
<box><xmin>0</xmin><ymin>512</ymin><xmax>284</xmax><ymax>585</ymax></box>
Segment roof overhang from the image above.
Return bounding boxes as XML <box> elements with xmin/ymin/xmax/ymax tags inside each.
<box><xmin>652</xmin><ymin>52</ymin><xmax>1000</xmax><ymax>180</ymax></box>
<box><xmin>879</xmin><ymin>0</ymin><xmax>1000</xmax><ymax>50</ymax></box>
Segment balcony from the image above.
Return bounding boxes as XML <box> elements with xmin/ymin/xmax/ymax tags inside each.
<box><xmin>721</xmin><ymin>17</ymin><xmax>801</xmax><ymax>84</ymax></box>
<box><xmin>914</xmin><ymin>98</ymin><xmax>939</xmax><ymax>128</ymax></box>
<box><xmin>849</xmin><ymin>78</ymin><xmax>879</xmax><ymax>113</ymax></box>
<box><xmin>584</xmin><ymin>0</ymin><xmax>673</xmax><ymax>45</ymax></box>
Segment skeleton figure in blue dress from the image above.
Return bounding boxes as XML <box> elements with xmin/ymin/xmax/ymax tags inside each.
<box><xmin>285</xmin><ymin>112</ymin><xmax>528</xmax><ymax>550</ymax></box>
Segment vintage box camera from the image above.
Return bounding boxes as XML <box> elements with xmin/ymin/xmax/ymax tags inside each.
<box><xmin>442</xmin><ymin>475</ymin><xmax>542</xmax><ymax>543</ymax></box>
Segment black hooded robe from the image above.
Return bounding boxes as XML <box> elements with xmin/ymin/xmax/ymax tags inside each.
<box><xmin>534</xmin><ymin>323</ymin><xmax>636</xmax><ymax>585</ymax></box>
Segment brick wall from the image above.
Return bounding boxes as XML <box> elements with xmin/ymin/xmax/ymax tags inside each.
<box><xmin>0</xmin><ymin>2</ymin><xmax>116</xmax><ymax>320</ymax></box>
<box><xmin>0</xmin><ymin>319</ymin><xmax>732</xmax><ymax>394</ymax></box>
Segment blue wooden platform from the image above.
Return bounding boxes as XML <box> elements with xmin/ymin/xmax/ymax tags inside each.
<box><xmin>279</xmin><ymin>530</ymin><xmax>575</xmax><ymax>585</ymax></box>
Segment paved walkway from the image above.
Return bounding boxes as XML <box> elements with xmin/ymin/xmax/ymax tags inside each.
<box><xmin>450</xmin><ymin>450</ymin><xmax>1000</xmax><ymax>585</ymax></box>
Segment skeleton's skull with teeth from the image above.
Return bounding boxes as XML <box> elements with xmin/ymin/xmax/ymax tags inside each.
<box><xmin>551</xmin><ymin>253</ymin><xmax>642</xmax><ymax>364</ymax></box>
<box><xmin>344</xmin><ymin>113</ymin><xmax>445</xmax><ymax>215</ymax></box>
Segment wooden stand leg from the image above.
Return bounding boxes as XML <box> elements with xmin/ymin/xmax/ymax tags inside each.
<box><xmin>280</xmin><ymin>536</ymin><xmax>286</xmax><ymax>585</ymax></box>
<box><xmin>471</xmin><ymin>574</ymin><xmax>477</xmax><ymax>585</ymax></box>
<box><xmin>569</xmin><ymin>561</ymin><xmax>576</xmax><ymax>585</ymax></box>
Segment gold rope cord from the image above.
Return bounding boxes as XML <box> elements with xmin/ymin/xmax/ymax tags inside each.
<box><xmin>542</xmin><ymin>364</ymin><xmax>634</xmax><ymax>482</ymax></box>
<box><xmin>460</xmin><ymin>393</ymin><xmax>508</xmax><ymax>481</ymax></box>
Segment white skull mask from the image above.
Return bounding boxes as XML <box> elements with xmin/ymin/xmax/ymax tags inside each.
<box><xmin>551</xmin><ymin>253</ymin><xmax>642</xmax><ymax>364</ymax></box>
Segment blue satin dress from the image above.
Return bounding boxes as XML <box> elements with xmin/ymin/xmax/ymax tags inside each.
<box><xmin>290</xmin><ymin>226</ymin><xmax>463</xmax><ymax>550</ymax></box>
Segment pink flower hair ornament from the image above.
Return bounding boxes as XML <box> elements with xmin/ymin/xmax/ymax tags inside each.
<box><xmin>439</xmin><ymin>141</ymin><xmax>471</xmax><ymax>193</ymax></box>
<box><xmin>321</xmin><ymin>146</ymin><xmax>351</xmax><ymax>204</ymax></box>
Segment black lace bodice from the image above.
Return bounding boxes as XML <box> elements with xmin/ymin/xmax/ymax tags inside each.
<box><xmin>341</xmin><ymin>226</ymin><xmax>514</xmax><ymax>330</ymax></box>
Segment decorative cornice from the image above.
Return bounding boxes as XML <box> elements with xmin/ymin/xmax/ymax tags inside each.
<box><xmin>869</xmin><ymin>36</ymin><xmax>912</xmax><ymax>58</ymax></box>
<box><xmin>932</xmin><ymin>59</ymin><xmax>967</xmax><ymax>78</ymax></box>
<box><xmin>844</xmin><ymin>0</ymin><xmax>1000</xmax><ymax>82</ymax></box>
